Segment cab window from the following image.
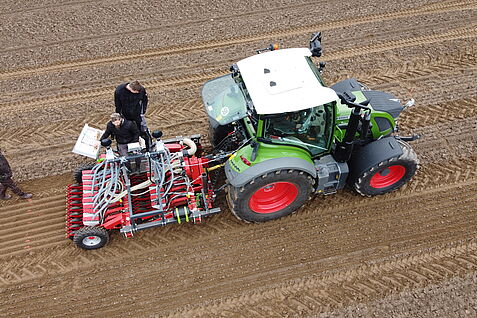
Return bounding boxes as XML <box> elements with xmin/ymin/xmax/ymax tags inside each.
<box><xmin>263</xmin><ymin>104</ymin><xmax>333</xmax><ymax>156</ymax></box>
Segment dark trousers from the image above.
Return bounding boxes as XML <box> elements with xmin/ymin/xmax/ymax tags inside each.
<box><xmin>134</xmin><ymin>120</ymin><xmax>151</xmax><ymax>151</ymax></box>
<box><xmin>117</xmin><ymin>144</ymin><xmax>141</xmax><ymax>172</ymax></box>
<box><xmin>0</xmin><ymin>177</ymin><xmax>26</xmax><ymax>196</ymax></box>
<box><xmin>141</xmin><ymin>131</ymin><xmax>152</xmax><ymax>151</ymax></box>
<box><xmin>117</xmin><ymin>143</ymin><xmax>129</xmax><ymax>157</ymax></box>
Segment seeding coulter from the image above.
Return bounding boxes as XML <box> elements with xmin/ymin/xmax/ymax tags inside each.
<box><xmin>66</xmin><ymin>136</ymin><xmax>221</xmax><ymax>249</ymax></box>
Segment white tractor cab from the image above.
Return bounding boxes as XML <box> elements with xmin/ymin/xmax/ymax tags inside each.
<box><xmin>202</xmin><ymin>39</ymin><xmax>340</xmax><ymax>157</ymax></box>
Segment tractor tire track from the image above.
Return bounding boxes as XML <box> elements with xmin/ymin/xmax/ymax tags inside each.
<box><xmin>311</xmin><ymin>271</ymin><xmax>477</xmax><ymax>318</ymax></box>
<box><xmin>326</xmin><ymin>24</ymin><xmax>477</xmax><ymax>61</ymax></box>
<box><xmin>1</xmin><ymin>196</ymin><xmax>476</xmax><ymax>316</ymax></box>
<box><xmin>0</xmin><ymin>0</ymin><xmax>474</xmax><ymax>79</ymax></box>
<box><xmin>2</xmin><ymin>173</ymin><xmax>475</xmax><ymax>260</ymax></box>
<box><xmin>352</xmin><ymin>52</ymin><xmax>476</xmax><ymax>91</ymax></box>
<box><xmin>1</xmin><ymin>26</ymin><xmax>475</xmax><ymax>121</ymax></box>
<box><xmin>0</xmin><ymin>157</ymin><xmax>475</xmax><ymax>283</ymax></box>
<box><xmin>0</xmin><ymin>71</ymin><xmax>224</xmax><ymax>118</ymax></box>
<box><xmin>168</xmin><ymin>241</ymin><xmax>477</xmax><ymax>318</ymax></box>
<box><xmin>400</xmin><ymin>97</ymin><xmax>477</xmax><ymax>131</ymax></box>
<box><xmin>0</xmin><ymin>0</ymin><xmax>98</xmax><ymax>16</ymax></box>
<box><xmin>0</xmin><ymin>72</ymin><xmax>214</xmax><ymax>110</ymax></box>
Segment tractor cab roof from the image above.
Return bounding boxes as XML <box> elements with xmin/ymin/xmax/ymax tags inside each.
<box><xmin>237</xmin><ymin>48</ymin><xmax>339</xmax><ymax>115</ymax></box>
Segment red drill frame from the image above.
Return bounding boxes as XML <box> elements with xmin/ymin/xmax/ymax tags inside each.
<box><xmin>66</xmin><ymin>136</ymin><xmax>221</xmax><ymax>248</ymax></box>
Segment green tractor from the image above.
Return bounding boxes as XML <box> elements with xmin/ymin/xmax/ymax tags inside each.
<box><xmin>202</xmin><ymin>32</ymin><xmax>419</xmax><ymax>223</ymax></box>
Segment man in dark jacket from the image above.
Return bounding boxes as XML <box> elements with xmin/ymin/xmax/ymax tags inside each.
<box><xmin>114</xmin><ymin>80</ymin><xmax>151</xmax><ymax>150</ymax></box>
<box><xmin>100</xmin><ymin>113</ymin><xmax>140</xmax><ymax>157</ymax></box>
<box><xmin>115</xmin><ymin>81</ymin><xmax>147</xmax><ymax>130</ymax></box>
<box><xmin>0</xmin><ymin>148</ymin><xmax>33</xmax><ymax>200</ymax></box>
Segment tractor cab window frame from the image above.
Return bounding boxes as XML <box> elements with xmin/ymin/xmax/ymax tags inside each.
<box><xmin>235</xmin><ymin>73</ymin><xmax>259</xmax><ymax>132</ymax></box>
<box><xmin>305</xmin><ymin>56</ymin><xmax>327</xmax><ymax>86</ymax></box>
<box><xmin>261</xmin><ymin>103</ymin><xmax>335</xmax><ymax>157</ymax></box>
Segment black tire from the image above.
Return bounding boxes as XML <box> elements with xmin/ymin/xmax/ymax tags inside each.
<box><xmin>73</xmin><ymin>226</ymin><xmax>109</xmax><ymax>250</ymax></box>
<box><xmin>73</xmin><ymin>163</ymin><xmax>96</xmax><ymax>184</ymax></box>
<box><xmin>354</xmin><ymin>140</ymin><xmax>419</xmax><ymax>196</ymax></box>
<box><xmin>227</xmin><ymin>169</ymin><xmax>313</xmax><ymax>223</ymax></box>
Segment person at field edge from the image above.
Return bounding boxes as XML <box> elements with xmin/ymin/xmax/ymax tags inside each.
<box><xmin>0</xmin><ymin>148</ymin><xmax>33</xmax><ymax>200</ymax></box>
<box><xmin>114</xmin><ymin>80</ymin><xmax>151</xmax><ymax>150</ymax></box>
<box><xmin>100</xmin><ymin>113</ymin><xmax>140</xmax><ymax>157</ymax></box>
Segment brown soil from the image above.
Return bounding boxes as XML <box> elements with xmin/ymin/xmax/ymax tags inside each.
<box><xmin>1</xmin><ymin>0</ymin><xmax>476</xmax><ymax>317</ymax></box>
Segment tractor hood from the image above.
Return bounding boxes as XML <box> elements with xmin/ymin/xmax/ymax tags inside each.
<box><xmin>202</xmin><ymin>74</ymin><xmax>248</xmax><ymax>128</ymax></box>
<box><xmin>331</xmin><ymin>78</ymin><xmax>404</xmax><ymax>119</ymax></box>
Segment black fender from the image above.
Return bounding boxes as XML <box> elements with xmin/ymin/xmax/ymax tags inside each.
<box><xmin>347</xmin><ymin>136</ymin><xmax>403</xmax><ymax>185</ymax></box>
<box><xmin>225</xmin><ymin>157</ymin><xmax>317</xmax><ymax>188</ymax></box>
<box><xmin>330</xmin><ymin>78</ymin><xmax>364</xmax><ymax>95</ymax></box>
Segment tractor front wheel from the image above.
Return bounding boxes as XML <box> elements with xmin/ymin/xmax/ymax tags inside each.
<box><xmin>227</xmin><ymin>170</ymin><xmax>313</xmax><ymax>223</ymax></box>
<box><xmin>354</xmin><ymin>140</ymin><xmax>419</xmax><ymax>196</ymax></box>
<box><xmin>73</xmin><ymin>226</ymin><xmax>109</xmax><ymax>250</ymax></box>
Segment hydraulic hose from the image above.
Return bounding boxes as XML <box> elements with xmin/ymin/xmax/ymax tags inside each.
<box><xmin>109</xmin><ymin>179</ymin><xmax>153</xmax><ymax>203</ymax></box>
<box><xmin>181</xmin><ymin>137</ymin><xmax>197</xmax><ymax>156</ymax></box>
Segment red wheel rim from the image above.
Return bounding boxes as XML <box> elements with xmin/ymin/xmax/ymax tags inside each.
<box><xmin>370</xmin><ymin>165</ymin><xmax>406</xmax><ymax>188</ymax></box>
<box><xmin>249</xmin><ymin>182</ymin><xmax>298</xmax><ymax>213</ymax></box>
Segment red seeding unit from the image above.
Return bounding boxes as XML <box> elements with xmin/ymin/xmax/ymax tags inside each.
<box><xmin>66</xmin><ymin>134</ymin><xmax>222</xmax><ymax>249</ymax></box>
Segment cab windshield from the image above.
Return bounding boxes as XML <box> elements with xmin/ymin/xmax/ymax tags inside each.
<box><xmin>201</xmin><ymin>74</ymin><xmax>248</xmax><ymax>128</ymax></box>
<box><xmin>263</xmin><ymin>103</ymin><xmax>334</xmax><ymax>156</ymax></box>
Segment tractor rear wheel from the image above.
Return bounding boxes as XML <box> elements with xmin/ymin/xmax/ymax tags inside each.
<box><xmin>354</xmin><ymin>140</ymin><xmax>418</xmax><ymax>196</ymax></box>
<box><xmin>73</xmin><ymin>226</ymin><xmax>109</xmax><ymax>250</ymax></box>
<box><xmin>227</xmin><ymin>169</ymin><xmax>313</xmax><ymax>223</ymax></box>
<box><xmin>73</xmin><ymin>163</ymin><xmax>96</xmax><ymax>184</ymax></box>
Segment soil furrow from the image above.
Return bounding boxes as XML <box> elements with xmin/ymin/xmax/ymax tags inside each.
<box><xmin>2</xmin><ymin>26</ymin><xmax>475</xmax><ymax>121</ymax></box>
<box><xmin>0</xmin><ymin>0</ymin><xmax>473</xmax><ymax>78</ymax></box>
<box><xmin>0</xmin><ymin>176</ymin><xmax>474</xmax><ymax>286</ymax></box>
<box><xmin>165</xmin><ymin>242</ymin><xmax>477</xmax><ymax>317</ymax></box>
<box><xmin>1</xmin><ymin>1</ymin><xmax>476</xmax><ymax>316</ymax></box>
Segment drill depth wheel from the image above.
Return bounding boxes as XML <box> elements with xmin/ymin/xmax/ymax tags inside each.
<box><xmin>73</xmin><ymin>226</ymin><xmax>109</xmax><ymax>250</ymax></box>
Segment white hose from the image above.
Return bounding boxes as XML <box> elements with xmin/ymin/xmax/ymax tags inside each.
<box><xmin>109</xmin><ymin>179</ymin><xmax>153</xmax><ymax>203</ymax></box>
<box><xmin>181</xmin><ymin>137</ymin><xmax>197</xmax><ymax>156</ymax></box>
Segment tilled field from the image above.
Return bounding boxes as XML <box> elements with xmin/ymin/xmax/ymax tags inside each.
<box><xmin>0</xmin><ymin>0</ymin><xmax>476</xmax><ymax>317</ymax></box>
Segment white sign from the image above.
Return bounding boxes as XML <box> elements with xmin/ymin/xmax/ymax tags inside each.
<box><xmin>72</xmin><ymin>124</ymin><xmax>104</xmax><ymax>159</ymax></box>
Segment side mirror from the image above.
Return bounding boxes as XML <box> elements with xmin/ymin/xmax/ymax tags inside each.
<box><xmin>338</xmin><ymin>91</ymin><xmax>356</xmax><ymax>104</ymax></box>
<box><xmin>360</xmin><ymin>99</ymin><xmax>371</xmax><ymax>106</ymax></box>
<box><xmin>309</xmin><ymin>32</ymin><xmax>322</xmax><ymax>57</ymax></box>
